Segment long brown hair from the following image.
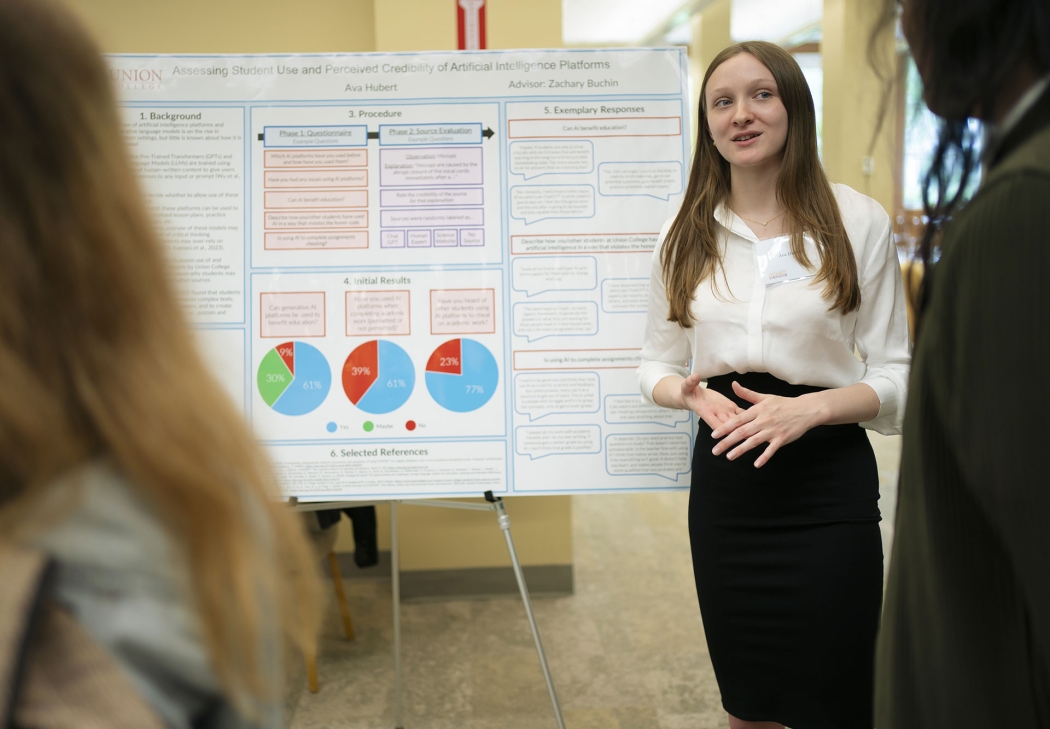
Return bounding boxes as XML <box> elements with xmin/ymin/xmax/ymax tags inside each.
<box><xmin>0</xmin><ymin>0</ymin><xmax>320</xmax><ymax>714</ymax></box>
<box><xmin>663</xmin><ymin>41</ymin><xmax>860</xmax><ymax>326</ymax></box>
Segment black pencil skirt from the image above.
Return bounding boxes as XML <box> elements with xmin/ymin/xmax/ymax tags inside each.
<box><xmin>690</xmin><ymin>372</ymin><xmax>883</xmax><ymax>729</ymax></box>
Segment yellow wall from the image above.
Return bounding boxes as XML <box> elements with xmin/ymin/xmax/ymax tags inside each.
<box><xmin>822</xmin><ymin>0</ymin><xmax>898</xmax><ymax>213</ymax></box>
<box><xmin>688</xmin><ymin>0</ymin><xmax>733</xmax><ymax>147</ymax></box>
<box><xmin>373</xmin><ymin>0</ymin><xmax>456</xmax><ymax>52</ymax></box>
<box><xmin>488</xmin><ymin>0</ymin><xmax>563</xmax><ymax>50</ymax></box>
<box><xmin>333</xmin><ymin>492</ymin><xmax>574</xmax><ymax>571</ymax></box>
<box><xmin>394</xmin><ymin>497</ymin><xmax>572</xmax><ymax>570</ymax></box>
<box><xmin>693</xmin><ymin>0</ymin><xmax>733</xmax><ymax>78</ymax></box>
<box><xmin>66</xmin><ymin>0</ymin><xmax>574</xmax><ymax>574</ymax></box>
<box><xmin>69</xmin><ymin>0</ymin><xmax>376</xmax><ymax>53</ymax></box>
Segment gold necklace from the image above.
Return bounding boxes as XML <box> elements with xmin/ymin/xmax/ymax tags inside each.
<box><xmin>733</xmin><ymin>209</ymin><xmax>786</xmax><ymax>227</ymax></box>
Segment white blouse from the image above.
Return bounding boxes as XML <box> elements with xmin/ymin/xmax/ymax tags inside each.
<box><xmin>637</xmin><ymin>184</ymin><xmax>910</xmax><ymax>435</ymax></box>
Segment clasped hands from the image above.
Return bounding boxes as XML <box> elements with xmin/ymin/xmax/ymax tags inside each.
<box><xmin>679</xmin><ymin>373</ymin><xmax>820</xmax><ymax>468</ymax></box>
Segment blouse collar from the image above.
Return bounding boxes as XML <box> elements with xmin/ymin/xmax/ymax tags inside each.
<box><xmin>713</xmin><ymin>201</ymin><xmax>761</xmax><ymax>243</ymax></box>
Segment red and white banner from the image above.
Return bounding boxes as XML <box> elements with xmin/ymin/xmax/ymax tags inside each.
<box><xmin>457</xmin><ymin>0</ymin><xmax>486</xmax><ymax>50</ymax></box>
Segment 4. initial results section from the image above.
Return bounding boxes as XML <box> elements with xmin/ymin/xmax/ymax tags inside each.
<box><xmin>249</xmin><ymin>268</ymin><xmax>506</xmax><ymax>443</ymax></box>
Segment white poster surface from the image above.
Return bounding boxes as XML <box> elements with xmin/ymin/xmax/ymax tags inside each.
<box><xmin>112</xmin><ymin>48</ymin><xmax>694</xmax><ymax>500</ymax></box>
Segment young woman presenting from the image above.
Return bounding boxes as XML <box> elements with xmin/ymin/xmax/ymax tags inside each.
<box><xmin>638</xmin><ymin>41</ymin><xmax>910</xmax><ymax>729</ymax></box>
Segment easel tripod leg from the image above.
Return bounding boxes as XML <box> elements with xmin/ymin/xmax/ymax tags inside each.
<box><xmin>493</xmin><ymin>498</ymin><xmax>567</xmax><ymax>729</ymax></box>
<box><xmin>391</xmin><ymin>502</ymin><xmax>404</xmax><ymax>729</ymax></box>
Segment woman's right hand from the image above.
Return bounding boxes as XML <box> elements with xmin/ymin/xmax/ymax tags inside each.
<box><xmin>679</xmin><ymin>373</ymin><xmax>744</xmax><ymax>430</ymax></box>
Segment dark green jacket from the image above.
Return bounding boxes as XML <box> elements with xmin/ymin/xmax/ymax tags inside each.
<box><xmin>876</xmin><ymin>88</ymin><xmax>1050</xmax><ymax>726</ymax></box>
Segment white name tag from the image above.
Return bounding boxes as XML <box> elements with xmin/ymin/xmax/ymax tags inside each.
<box><xmin>755</xmin><ymin>235</ymin><xmax>816</xmax><ymax>287</ymax></box>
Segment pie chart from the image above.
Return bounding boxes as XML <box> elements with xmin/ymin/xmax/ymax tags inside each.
<box><xmin>257</xmin><ymin>341</ymin><xmax>332</xmax><ymax>416</ymax></box>
<box><xmin>342</xmin><ymin>340</ymin><xmax>415</xmax><ymax>414</ymax></box>
<box><xmin>425</xmin><ymin>338</ymin><xmax>498</xmax><ymax>412</ymax></box>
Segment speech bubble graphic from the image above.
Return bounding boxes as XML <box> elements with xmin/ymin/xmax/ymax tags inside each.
<box><xmin>509</xmin><ymin>140</ymin><xmax>595</xmax><ymax>180</ymax></box>
<box><xmin>598</xmin><ymin>161</ymin><xmax>684</xmax><ymax>201</ymax></box>
<box><xmin>511</xmin><ymin>256</ymin><xmax>598</xmax><ymax>297</ymax></box>
<box><xmin>514</xmin><ymin>372</ymin><xmax>600</xmax><ymax>421</ymax></box>
<box><xmin>604</xmin><ymin>395</ymin><xmax>691</xmax><ymax>428</ymax></box>
<box><xmin>516</xmin><ymin>425</ymin><xmax>602</xmax><ymax>460</ymax></box>
<box><xmin>605</xmin><ymin>433</ymin><xmax>691</xmax><ymax>481</ymax></box>
<box><xmin>600</xmin><ymin>278</ymin><xmax>649</xmax><ymax>313</ymax></box>
<box><xmin>510</xmin><ymin>184</ymin><xmax>595</xmax><ymax>225</ymax></box>
<box><xmin>512</xmin><ymin>301</ymin><xmax>598</xmax><ymax>342</ymax></box>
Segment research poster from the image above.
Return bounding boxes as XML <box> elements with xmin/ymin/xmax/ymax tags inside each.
<box><xmin>111</xmin><ymin>48</ymin><xmax>694</xmax><ymax>500</ymax></box>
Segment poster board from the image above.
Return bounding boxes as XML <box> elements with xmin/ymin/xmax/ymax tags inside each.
<box><xmin>110</xmin><ymin>48</ymin><xmax>694</xmax><ymax>500</ymax></box>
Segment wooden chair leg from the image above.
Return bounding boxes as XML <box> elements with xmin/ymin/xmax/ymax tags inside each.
<box><xmin>304</xmin><ymin>649</ymin><xmax>319</xmax><ymax>693</ymax></box>
<box><xmin>327</xmin><ymin>551</ymin><xmax>355</xmax><ymax>640</ymax></box>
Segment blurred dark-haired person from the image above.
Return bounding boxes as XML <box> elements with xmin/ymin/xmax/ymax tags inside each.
<box><xmin>0</xmin><ymin>0</ymin><xmax>320</xmax><ymax>725</ymax></box>
<box><xmin>875</xmin><ymin>0</ymin><xmax>1050</xmax><ymax>726</ymax></box>
<box><xmin>639</xmin><ymin>40</ymin><xmax>909</xmax><ymax>729</ymax></box>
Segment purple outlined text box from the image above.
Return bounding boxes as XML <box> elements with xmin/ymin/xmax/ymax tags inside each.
<box><xmin>379</xmin><ymin>187</ymin><xmax>484</xmax><ymax>207</ymax></box>
<box><xmin>379</xmin><ymin>147</ymin><xmax>483</xmax><ymax>187</ymax></box>
<box><xmin>380</xmin><ymin>208</ymin><xmax>484</xmax><ymax>228</ymax></box>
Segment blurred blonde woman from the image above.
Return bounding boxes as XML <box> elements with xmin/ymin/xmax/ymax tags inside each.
<box><xmin>0</xmin><ymin>0</ymin><xmax>320</xmax><ymax>726</ymax></box>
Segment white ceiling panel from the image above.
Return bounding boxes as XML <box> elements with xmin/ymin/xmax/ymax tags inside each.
<box><xmin>562</xmin><ymin>0</ymin><xmax>822</xmax><ymax>47</ymax></box>
<box><xmin>730</xmin><ymin>0</ymin><xmax>821</xmax><ymax>43</ymax></box>
<box><xmin>562</xmin><ymin>0</ymin><xmax>691</xmax><ymax>45</ymax></box>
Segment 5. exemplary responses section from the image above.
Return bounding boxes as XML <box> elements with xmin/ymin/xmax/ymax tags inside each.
<box><xmin>505</xmin><ymin>97</ymin><xmax>692</xmax><ymax>493</ymax></box>
<box><xmin>123</xmin><ymin>107</ymin><xmax>246</xmax><ymax>323</ymax></box>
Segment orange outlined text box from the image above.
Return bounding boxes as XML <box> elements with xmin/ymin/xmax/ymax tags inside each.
<box><xmin>260</xmin><ymin>292</ymin><xmax>326</xmax><ymax>338</ymax></box>
<box><xmin>507</xmin><ymin>117</ymin><xmax>682</xmax><ymax>139</ymax></box>
<box><xmin>264</xmin><ymin>169</ymin><xmax>368</xmax><ymax>188</ymax></box>
<box><xmin>264</xmin><ymin>189</ymin><xmax>368</xmax><ymax>209</ymax></box>
<box><xmin>430</xmin><ymin>289</ymin><xmax>497</xmax><ymax>335</ymax></box>
<box><xmin>264</xmin><ymin>210</ymin><xmax>368</xmax><ymax>230</ymax></box>
<box><xmin>510</xmin><ymin>233</ymin><xmax>659</xmax><ymax>255</ymax></box>
<box><xmin>263</xmin><ymin>149</ymin><xmax>367</xmax><ymax>168</ymax></box>
<box><xmin>512</xmin><ymin>349</ymin><xmax>642</xmax><ymax>370</ymax></box>
<box><xmin>345</xmin><ymin>290</ymin><xmax>411</xmax><ymax>337</ymax></box>
<box><xmin>264</xmin><ymin>231</ymin><xmax>369</xmax><ymax>250</ymax></box>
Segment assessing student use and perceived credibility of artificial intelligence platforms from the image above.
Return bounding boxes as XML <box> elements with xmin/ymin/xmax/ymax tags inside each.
<box><xmin>111</xmin><ymin>47</ymin><xmax>694</xmax><ymax>501</ymax></box>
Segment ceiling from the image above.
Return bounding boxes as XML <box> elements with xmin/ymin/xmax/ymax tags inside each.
<box><xmin>562</xmin><ymin>0</ymin><xmax>695</xmax><ymax>46</ymax></box>
<box><xmin>729</xmin><ymin>0</ymin><xmax>821</xmax><ymax>43</ymax></box>
<box><xmin>562</xmin><ymin>0</ymin><xmax>822</xmax><ymax>47</ymax></box>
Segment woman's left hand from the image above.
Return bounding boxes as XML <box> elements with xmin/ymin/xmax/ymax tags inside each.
<box><xmin>710</xmin><ymin>381</ymin><xmax>823</xmax><ymax>468</ymax></box>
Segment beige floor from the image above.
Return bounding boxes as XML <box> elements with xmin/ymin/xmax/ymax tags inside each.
<box><xmin>289</xmin><ymin>433</ymin><xmax>902</xmax><ymax>729</ymax></box>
